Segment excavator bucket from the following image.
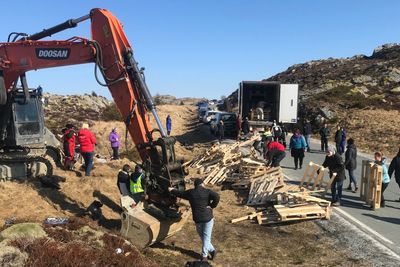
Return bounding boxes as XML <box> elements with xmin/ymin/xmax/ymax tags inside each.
<box><xmin>120</xmin><ymin>196</ymin><xmax>191</xmax><ymax>248</ymax></box>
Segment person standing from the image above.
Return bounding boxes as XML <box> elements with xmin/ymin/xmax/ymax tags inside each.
<box><xmin>289</xmin><ymin>128</ymin><xmax>307</xmax><ymax>170</ymax></box>
<box><xmin>374</xmin><ymin>152</ymin><xmax>390</xmax><ymax>207</ymax></box>
<box><xmin>217</xmin><ymin>120</ymin><xmax>224</xmax><ymax>142</ymax></box>
<box><xmin>303</xmin><ymin>120</ymin><xmax>312</xmax><ymax>152</ymax></box>
<box><xmin>388</xmin><ymin>148</ymin><xmax>400</xmax><ymax>202</ymax></box>
<box><xmin>334</xmin><ymin>126</ymin><xmax>344</xmax><ymax>155</ymax></box>
<box><xmin>322</xmin><ymin>146</ymin><xmax>346</xmax><ymax>206</ymax></box>
<box><xmin>344</xmin><ymin>138</ymin><xmax>358</xmax><ymax>192</ymax></box>
<box><xmin>265</xmin><ymin>139</ymin><xmax>286</xmax><ymax>167</ymax></box>
<box><xmin>78</xmin><ymin>123</ymin><xmax>96</xmax><ymax>176</ymax></box>
<box><xmin>166</xmin><ymin>115</ymin><xmax>172</xmax><ymax>136</ymax></box>
<box><xmin>271</xmin><ymin>122</ymin><xmax>282</xmax><ymax>142</ymax></box>
<box><xmin>340</xmin><ymin>128</ymin><xmax>347</xmax><ymax>155</ymax></box>
<box><xmin>241</xmin><ymin>117</ymin><xmax>250</xmax><ymax>135</ymax></box>
<box><xmin>319</xmin><ymin>124</ymin><xmax>330</xmax><ymax>152</ymax></box>
<box><xmin>168</xmin><ymin>178</ymin><xmax>220</xmax><ymax>261</ymax></box>
<box><xmin>236</xmin><ymin>114</ymin><xmax>242</xmax><ymax>139</ymax></box>
<box><xmin>108</xmin><ymin>128</ymin><xmax>120</xmax><ymax>160</ymax></box>
<box><xmin>130</xmin><ymin>165</ymin><xmax>146</xmax><ymax>204</ymax></box>
<box><xmin>117</xmin><ymin>164</ymin><xmax>131</xmax><ymax>196</ymax></box>
<box><xmin>63</xmin><ymin>124</ymin><xmax>76</xmax><ymax>170</ymax></box>
<box><xmin>252</xmin><ymin>131</ymin><xmax>263</xmax><ymax>157</ymax></box>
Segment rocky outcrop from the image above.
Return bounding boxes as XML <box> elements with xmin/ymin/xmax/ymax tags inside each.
<box><xmin>266</xmin><ymin>43</ymin><xmax>400</xmax><ymax>110</ymax></box>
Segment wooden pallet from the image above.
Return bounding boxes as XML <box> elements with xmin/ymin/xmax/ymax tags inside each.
<box><xmin>360</xmin><ymin>161</ymin><xmax>382</xmax><ymax>210</ymax></box>
<box><xmin>299</xmin><ymin>161</ymin><xmax>336</xmax><ymax>196</ymax></box>
<box><xmin>275</xmin><ymin>204</ymin><xmax>329</xmax><ymax>221</ymax></box>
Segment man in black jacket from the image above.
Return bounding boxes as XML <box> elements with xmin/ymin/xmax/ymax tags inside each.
<box><xmin>303</xmin><ymin>120</ymin><xmax>312</xmax><ymax>152</ymax></box>
<box><xmin>322</xmin><ymin>146</ymin><xmax>346</xmax><ymax>206</ymax></box>
<box><xmin>169</xmin><ymin>178</ymin><xmax>220</xmax><ymax>261</ymax></box>
<box><xmin>389</xmin><ymin>148</ymin><xmax>400</xmax><ymax>201</ymax></box>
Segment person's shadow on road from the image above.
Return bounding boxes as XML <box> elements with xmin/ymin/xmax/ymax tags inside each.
<box><xmin>362</xmin><ymin>213</ymin><xmax>400</xmax><ymax>225</ymax></box>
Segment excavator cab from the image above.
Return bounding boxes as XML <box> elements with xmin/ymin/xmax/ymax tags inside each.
<box><xmin>0</xmin><ymin>90</ymin><xmax>44</xmax><ymax>148</ymax></box>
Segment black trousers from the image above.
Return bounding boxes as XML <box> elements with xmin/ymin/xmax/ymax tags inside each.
<box><xmin>381</xmin><ymin>182</ymin><xmax>389</xmax><ymax>205</ymax></box>
<box><xmin>321</xmin><ymin>138</ymin><xmax>328</xmax><ymax>151</ymax></box>
<box><xmin>112</xmin><ymin>147</ymin><xmax>119</xmax><ymax>160</ymax></box>
<box><xmin>269</xmin><ymin>150</ymin><xmax>286</xmax><ymax>167</ymax></box>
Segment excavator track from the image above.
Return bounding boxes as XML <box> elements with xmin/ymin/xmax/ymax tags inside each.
<box><xmin>0</xmin><ymin>154</ymin><xmax>54</xmax><ymax>181</ymax></box>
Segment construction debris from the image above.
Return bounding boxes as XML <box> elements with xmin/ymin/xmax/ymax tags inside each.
<box><xmin>189</xmin><ymin>141</ymin><xmax>332</xmax><ymax>225</ymax></box>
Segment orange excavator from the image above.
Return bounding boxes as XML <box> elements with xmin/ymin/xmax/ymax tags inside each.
<box><xmin>0</xmin><ymin>8</ymin><xmax>190</xmax><ymax>247</ymax></box>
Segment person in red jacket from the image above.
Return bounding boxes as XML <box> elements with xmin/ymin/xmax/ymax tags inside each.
<box><xmin>63</xmin><ymin>124</ymin><xmax>76</xmax><ymax>170</ymax></box>
<box><xmin>265</xmin><ymin>139</ymin><xmax>286</xmax><ymax>167</ymax></box>
<box><xmin>78</xmin><ymin>123</ymin><xmax>97</xmax><ymax>176</ymax></box>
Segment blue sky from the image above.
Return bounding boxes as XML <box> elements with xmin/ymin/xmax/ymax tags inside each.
<box><xmin>1</xmin><ymin>1</ymin><xmax>399</xmax><ymax>99</ymax></box>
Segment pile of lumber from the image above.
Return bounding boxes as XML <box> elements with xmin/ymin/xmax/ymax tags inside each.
<box><xmin>188</xmin><ymin>140</ymin><xmax>332</xmax><ymax>225</ymax></box>
<box><xmin>188</xmin><ymin>135</ymin><xmax>261</xmax><ymax>185</ymax></box>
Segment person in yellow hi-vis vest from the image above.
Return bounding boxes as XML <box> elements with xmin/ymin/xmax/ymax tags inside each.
<box><xmin>129</xmin><ymin>165</ymin><xmax>146</xmax><ymax>204</ymax></box>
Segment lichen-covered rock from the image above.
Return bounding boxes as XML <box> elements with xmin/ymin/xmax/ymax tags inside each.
<box><xmin>0</xmin><ymin>223</ymin><xmax>47</xmax><ymax>241</ymax></box>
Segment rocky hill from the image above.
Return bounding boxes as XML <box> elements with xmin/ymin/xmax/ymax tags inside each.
<box><xmin>224</xmin><ymin>43</ymin><xmax>400</xmax><ymax>156</ymax></box>
<box><xmin>43</xmin><ymin>93</ymin><xmax>112</xmax><ymax>132</ymax></box>
<box><xmin>267</xmin><ymin>43</ymin><xmax>400</xmax><ymax>111</ymax></box>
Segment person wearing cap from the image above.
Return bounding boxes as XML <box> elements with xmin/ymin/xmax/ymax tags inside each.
<box><xmin>322</xmin><ymin>146</ymin><xmax>346</xmax><ymax>206</ymax></box>
<box><xmin>78</xmin><ymin>122</ymin><xmax>97</xmax><ymax>176</ymax></box>
<box><xmin>168</xmin><ymin>178</ymin><xmax>220</xmax><ymax>262</ymax></box>
<box><xmin>374</xmin><ymin>151</ymin><xmax>390</xmax><ymax>207</ymax></box>
<box><xmin>117</xmin><ymin>164</ymin><xmax>131</xmax><ymax>196</ymax></box>
<box><xmin>129</xmin><ymin>165</ymin><xmax>146</xmax><ymax>203</ymax></box>
<box><xmin>108</xmin><ymin>128</ymin><xmax>120</xmax><ymax>160</ymax></box>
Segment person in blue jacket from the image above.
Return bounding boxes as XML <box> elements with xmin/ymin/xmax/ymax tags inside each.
<box><xmin>166</xmin><ymin>115</ymin><xmax>172</xmax><ymax>136</ymax></box>
<box><xmin>289</xmin><ymin>128</ymin><xmax>307</xmax><ymax>170</ymax></box>
<box><xmin>374</xmin><ymin>151</ymin><xmax>390</xmax><ymax>207</ymax></box>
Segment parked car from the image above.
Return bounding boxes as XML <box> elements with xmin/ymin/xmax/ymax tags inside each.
<box><xmin>203</xmin><ymin>110</ymin><xmax>220</xmax><ymax>124</ymax></box>
<box><xmin>210</xmin><ymin>112</ymin><xmax>237</xmax><ymax>136</ymax></box>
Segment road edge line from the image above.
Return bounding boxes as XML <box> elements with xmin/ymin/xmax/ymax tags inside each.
<box><xmin>283</xmin><ymin>173</ymin><xmax>400</xmax><ymax>260</ymax></box>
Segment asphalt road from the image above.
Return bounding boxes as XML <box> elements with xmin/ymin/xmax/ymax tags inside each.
<box><xmin>280</xmin><ymin>137</ymin><xmax>400</xmax><ymax>255</ymax></box>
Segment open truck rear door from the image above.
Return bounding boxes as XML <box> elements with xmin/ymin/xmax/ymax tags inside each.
<box><xmin>279</xmin><ymin>84</ymin><xmax>298</xmax><ymax>123</ymax></box>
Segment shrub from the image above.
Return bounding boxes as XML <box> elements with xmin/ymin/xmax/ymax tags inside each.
<box><xmin>102</xmin><ymin>103</ymin><xmax>122</xmax><ymax>121</ymax></box>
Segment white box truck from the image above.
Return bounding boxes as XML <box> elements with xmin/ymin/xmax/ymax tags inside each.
<box><xmin>238</xmin><ymin>81</ymin><xmax>298</xmax><ymax>129</ymax></box>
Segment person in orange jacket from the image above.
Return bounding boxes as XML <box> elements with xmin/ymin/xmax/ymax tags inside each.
<box><xmin>78</xmin><ymin>123</ymin><xmax>97</xmax><ymax>176</ymax></box>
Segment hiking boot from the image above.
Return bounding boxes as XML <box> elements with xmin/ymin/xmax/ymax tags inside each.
<box><xmin>346</xmin><ymin>185</ymin><xmax>352</xmax><ymax>190</ymax></box>
<box><xmin>332</xmin><ymin>201</ymin><xmax>340</xmax><ymax>207</ymax></box>
<box><xmin>353</xmin><ymin>187</ymin><xmax>358</xmax><ymax>193</ymax></box>
<box><xmin>208</xmin><ymin>250</ymin><xmax>217</xmax><ymax>260</ymax></box>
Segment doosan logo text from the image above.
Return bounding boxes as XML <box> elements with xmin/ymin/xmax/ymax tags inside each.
<box><xmin>36</xmin><ymin>48</ymin><xmax>70</xmax><ymax>60</ymax></box>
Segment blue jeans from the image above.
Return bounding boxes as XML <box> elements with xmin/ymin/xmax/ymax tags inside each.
<box><xmin>348</xmin><ymin>169</ymin><xmax>357</xmax><ymax>187</ymax></box>
<box><xmin>331</xmin><ymin>180</ymin><xmax>343</xmax><ymax>203</ymax></box>
<box><xmin>81</xmin><ymin>152</ymin><xmax>94</xmax><ymax>176</ymax></box>
<box><xmin>195</xmin><ymin>218</ymin><xmax>215</xmax><ymax>258</ymax></box>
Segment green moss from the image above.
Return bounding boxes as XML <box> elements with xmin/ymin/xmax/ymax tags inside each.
<box><xmin>0</xmin><ymin>223</ymin><xmax>47</xmax><ymax>241</ymax></box>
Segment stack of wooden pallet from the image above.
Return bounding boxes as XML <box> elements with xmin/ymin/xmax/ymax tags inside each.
<box><xmin>188</xmin><ymin>135</ymin><xmax>262</xmax><ymax>185</ymax></box>
<box><xmin>230</xmin><ymin>164</ymin><xmax>332</xmax><ymax>225</ymax></box>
